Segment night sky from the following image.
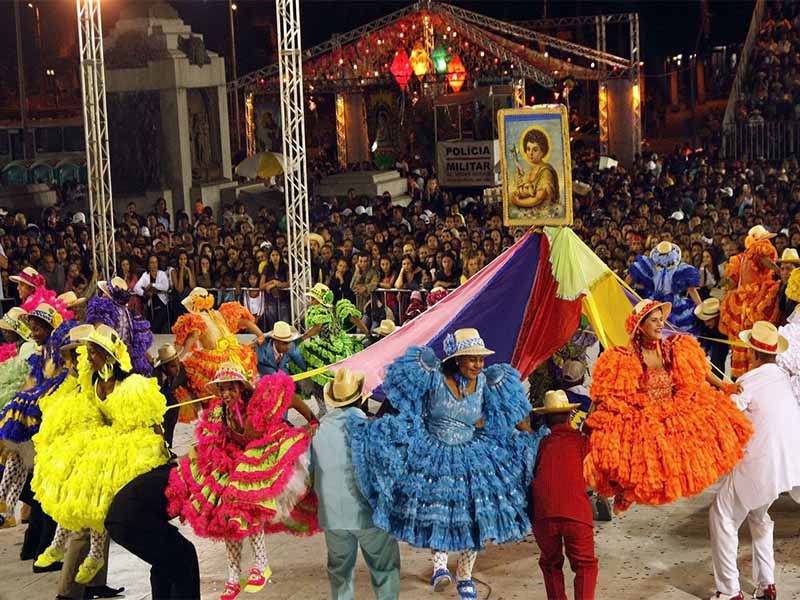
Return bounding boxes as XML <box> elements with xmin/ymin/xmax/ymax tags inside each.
<box><xmin>0</xmin><ymin>0</ymin><xmax>755</xmax><ymax>95</ymax></box>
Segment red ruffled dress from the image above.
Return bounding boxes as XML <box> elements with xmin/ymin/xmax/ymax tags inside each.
<box><xmin>165</xmin><ymin>372</ymin><xmax>318</xmax><ymax>541</ymax></box>
<box><xmin>584</xmin><ymin>335</ymin><xmax>753</xmax><ymax>510</ymax></box>
<box><xmin>719</xmin><ymin>239</ymin><xmax>780</xmax><ymax>377</ymax></box>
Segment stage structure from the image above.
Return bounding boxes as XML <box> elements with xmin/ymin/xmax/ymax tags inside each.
<box><xmin>275</xmin><ymin>0</ymin><xmax>312</xmax><ymax>325</ymax></box>
<box><xmin>76</xmin><ymin>0</ymin><xmax>115</xmax><ymax>281</ymax></box>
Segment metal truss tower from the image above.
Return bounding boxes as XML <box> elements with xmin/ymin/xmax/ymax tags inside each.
<box><xmin>76</xmin><ymin>0</ymin><xmax>115</xmax><ymax>281</ymax></box>
<box><xmin>275</xmin><ymin>0</ymin><xmax>312</xmax><ymax>325</ymax></box>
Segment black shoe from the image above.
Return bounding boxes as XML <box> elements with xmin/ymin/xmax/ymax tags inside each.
<box><xmin>84</xmin><ymin>585</ymin><xmax>125</xmax><ymax>599</ymax></box>
<box><xmin>33</xmin><ymin>561</ymin><xmax>63</xmax><ymax>573</ymax></box>
<box><xmin>593</xmin><ymin>496</ymin><xmax>613</xmax><ymax>522</ymax></box>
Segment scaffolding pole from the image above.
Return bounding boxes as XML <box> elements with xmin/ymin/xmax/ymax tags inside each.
<box><xmin>276</xmin><ymin>0</ymin><xmax>312</xmax><ymax>325</ymax></box>
<box><xmin>76</xmin><ymin>0</ymin><xmax>115</xmax><ymax>281</ymax></box>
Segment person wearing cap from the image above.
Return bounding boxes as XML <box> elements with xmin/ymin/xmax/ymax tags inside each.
<box><xmin>166</xmin><ymin>365</ymin><xmax>319</xmax><ymax>600</ymax></box>
<box><xmin>312</xmin><ymin>368</ymin><xmax>400</xmax><ymax>600</ymax></box>
<box><xmin>153</xmin><ymin>343</ymin><xmax>191</xmax><ymax>448</ymax></box>
<box><xmin>0</xmin><ymin>304</ymin><xmax>73</xmax><ymax>530</ymax></box>
<box><xmin>584</xmin><ymin>299</ymin><xmax>752</xmax><ymax>512</ymax></box>
<box><xmin>628</xmin><ymin>241</ymin><xmax>702</xmax><ymax>333</ymax></box>
<box><xmin>695</xmin><ymin>297</ymin><xmax>729</xmax><ymax>376</ymax></box>
<box><xmin>705</xmin><ymin>322</ymin><xmax>800</xmax><ymax>600</ymax></box>
<box><xmin>348</xmin><ymin>328</ymin><xmax>546</xmax><ymax>600</ymax></box>
<box><xmin>531</xmin><ymin>390</ymin><xmax>598</xmax><ymax>600</ymax></box>
<box><xmin>776</xmin><ymin>248</ymin><xmax>800</xmax><ymax>323</ymax></box>
<box><xmin>10</xmin><ymin>266</ymin><xmax>75</xmax><ymax>322</ymax></box>
<box><xmin>172</xmin><ymin>286</ymin><xmax>265</xmax><ymax>398</ymax></box>
<box><xmin>87</xmin><ymin>276</ymin><xmax>154</xmax><ymax>376</ymax></box>
<box><xmin>32</xmin><ymin>323</ymin><xmax>168</xmax><ymax>586</ymax></box>
<box><xmin>719</xmin><ymin>225</ymin><xmax>781</xmax><ymax>377</ymax></box>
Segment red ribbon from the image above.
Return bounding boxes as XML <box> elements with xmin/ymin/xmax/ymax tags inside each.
<box><xmin>750</xmin><ymin>336</ymin><xmax>777</xmax><ymax>352</ymax></box>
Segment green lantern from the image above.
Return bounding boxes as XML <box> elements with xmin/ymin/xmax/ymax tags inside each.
<box><xmin>432</xmin><ymin>45</ymin><xmax>449</xmax><ymax>74</ymax></box>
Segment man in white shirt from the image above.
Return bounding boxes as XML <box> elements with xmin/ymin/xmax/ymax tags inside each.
<box><xmin>133</xmin><ymin>256</ymin><xmax>170</xmax><ymax>333</ymax></box>
<box><xmin>705</xmin><ymin>321</ymin><xmax>800</xmax><ymax>600</ymax></box>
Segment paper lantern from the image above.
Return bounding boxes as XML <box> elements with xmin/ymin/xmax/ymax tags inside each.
<box><xmin>432</xmin><ymin>45</ymin><xmax>448</xmax><ymax>74</ymax></box>
<box><xmin>447</xmin><ymin>54</ymin><xmax>466</xmax><ymax>93</ymax></box>
<box><xmin>409</xmin><ymin>43</ymin><xmax>429</xmax><ymax>79</ymax></box>
<box><xmin>390</xmin><ymin>48</ymin><xmax>413</xmax><ymax>90</ymax></box>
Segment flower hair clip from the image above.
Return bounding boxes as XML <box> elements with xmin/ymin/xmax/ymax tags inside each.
<box><xmin>443</xmin><ymin>333</ymin><xmax>456</xmax><ymax>357</ymax></box>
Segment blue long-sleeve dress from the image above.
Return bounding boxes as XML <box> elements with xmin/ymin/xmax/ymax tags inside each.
<box><xmin>347</xmin><ymin>346</ymin><xmax>546</xmax><ymax>552</ymax></box>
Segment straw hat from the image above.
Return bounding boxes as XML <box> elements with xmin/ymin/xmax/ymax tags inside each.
<box><xmin>60</xmin><ymin>323</ymin><xmax>95</xmax><ymax>351</ymax></box>
<box><xmin>0</xmin><ymin>307</ymin><xmax>31</xmax><ymax>341</ymax></box>
<box><xmin>97</xmin><ymin>276</ymin><xmax>128</xmax><ymax>298</ymax></box>
<box><xmin>305</xmin><ymin>283</ymin><xmax>334</xmax><ymax>308</ymax></box>
<box><xmin>181</xmin><ymin>287</ymin><xmax>212</xmax><ymax>311</ymax></box>
<box><xmin>266</xmin><ymin>321</ymin><xmax>301</xmax><ymax>343</ymax></box>
<box><xmin>154</xmin><ymin>343</ymin><xmax>180</xmax><ymax>368</ymax></box>
<box><xmin>26</xmin><ymin>303</ymin><xmax>62</xmax><ymax>331</ymax></box>
<box><xmin>307</xmin><ymin>232</ymin><xmax>324</xmax><ymax>248</ymax></box>
<box><xmin>374</xmin><ymin>319</ymin><xmax>396</xmax><ymax>337</ymax></box>
<box><xmin>323</xmin><ymin>368</ymin><xmax>366</xmax><ymax>408</ymax></box>
<box><xmin>626</xmin><ymin>299</ymin><xmax>672</xmax><ymax>336</ymax></box>
<box><xmin>561</xmin><ymin>360</ymin><xmax>586</xmax><ymax>385</ymax></box>
<box><xmin>738</xmin><ymin>321</ymin><xmax>788</xmax><ymax>355</ymax></box>
<box><xmin>655</xmin><ymin>241</ymin><xmax>675</xmax><ymax>255</ymax></box>
<box><xmin>694</xmin><ymin>297</ymin><xmax>721</xmax><ymax>321</ymax></box>
<box><xmin>206</xmin><ymin>362</ymin><xmax>254</xmax><ymax>391</ymax></box>
<box><xmin>57</xmin><ymin>291</ymin><xmax>87</xmax><ymax>308</ymax></box>
<box><xmin>86</xmin><ymin>324</ymin><xmax>132</xmax><ymax>371</ymax></box>
<box><xmin>533</xmin><ymin>390</ymin><xmax>580</xmax><ymax>414</ymax></box>
<box><xmin>10</xmin><ymin>266</ymin><xmax>43</xmax><ymax>288</ymax></box>
<box><xmin>778</xmin><ymin>248</ymin><xmax>800</xmax><ymax>264</ymax></box>
<box><xmin>443</xmin><ymin>328</ymin><xmax>495</xmax><ymax>361</ymax></box>
<box><xmin>748</xmin><ymin>225</ymin><xmax>776</xmax><ymax>241</ymax></box>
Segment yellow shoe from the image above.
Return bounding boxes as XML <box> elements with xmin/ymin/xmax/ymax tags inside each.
<box><xmin>35</xmin><ymin>546</ymin><xmax>65</xmax><ymax>568</ymax></box>
<box><xmin>243</xmin><ymin>566</ymin><xmax>271</xmax><ymax>593</ymax></box>
<box><xmin>75</xmin><ymin>557</ymin><xmax>105</xmax><ymax>585</ymax></box>
<box><xmin>0</xmin><ymin>515</ymin><xmax>16</xmax><ymax>529</ymax></box>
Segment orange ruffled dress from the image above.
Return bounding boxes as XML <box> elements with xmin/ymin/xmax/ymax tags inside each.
<box><xmin>172</xmin><ymin>303</ymin><xmax>258</xmax><ymax>401</ymax></box>
<box><xmin>584</xmin><ymin>334</ymin><xmax>752</xmax><ymax>511</ymax></box>
<box><xmin>719</xmin><ymin>239</ymin><xmax>780</xmax><ymax>377</ymax></box>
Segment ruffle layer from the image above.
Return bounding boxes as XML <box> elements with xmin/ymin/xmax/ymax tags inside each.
<box><xmin>0</xmin><ymin>344</ymin><xmax>17</xmax><ymax>364</ymax></box>
<box><xmin>295</xmin><ymin>335</ymin><xmax>362</xmax><ymax>385</ymax></box>
<box><xmin>21</xmin><ymin>287</ymin><xmax>75</xmax><ymax>322</ymax></box>
<box><xmin>218</xmin><ymin>302</ymin><xmax>255</xmax><ymax>332</ymax></box>
<box><xmin>182</xmin><ymin>345</ymin><xmax>257</xmax><ymax>397</ymax></box>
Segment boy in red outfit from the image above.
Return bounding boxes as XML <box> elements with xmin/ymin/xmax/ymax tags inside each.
<box><xmin>531</xmin><ymin>390</ymin><xmax>598</xmax><ymax>600</ymax></box>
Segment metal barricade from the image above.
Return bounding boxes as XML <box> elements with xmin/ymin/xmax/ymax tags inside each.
<box><xmin>722</xmin><ymin>120</ymin><xmax>800</xmax><ymax>161</ymax></box>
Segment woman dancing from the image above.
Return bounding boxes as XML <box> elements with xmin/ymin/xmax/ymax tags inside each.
<box><xmin>166</xmin><ymin>364</ymin><xmax>318</xmax><ymax>600</ymax></box>
<box><xmin>348</xmin><ymin>328</ymin><xmax>544</xmax><ymax>600</ymax></box>
<box><xmin>585</xmin><ymin>299</ymin><xmax>753</xmax><ymax>511</ymax></box>
<box><xmin>10</xmin><ymin>267</ymin><xmax>74</xmax><ymax>321</ymax></box>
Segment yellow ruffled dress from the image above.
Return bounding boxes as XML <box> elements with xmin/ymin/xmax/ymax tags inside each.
<box><xmin>31</xmin><ymin>347</ymin><xmax>169</xmax><ymax>532</ymax></box>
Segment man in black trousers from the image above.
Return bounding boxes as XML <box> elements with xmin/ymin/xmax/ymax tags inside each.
<box><xmin>105</xmin><ymin>464</ymin><xmax>200</xmax><ymax>600</ymax></box>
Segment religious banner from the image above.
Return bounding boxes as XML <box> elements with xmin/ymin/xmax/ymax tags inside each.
<box><xmin>436</xmin><ymin>140</ymin><xmax>499</xmax><ymax>188</ymax></box>
<box><xmin>498</xmin><ymin>105</ymin><xmax>573</xmax><ymax>226</ymax></box>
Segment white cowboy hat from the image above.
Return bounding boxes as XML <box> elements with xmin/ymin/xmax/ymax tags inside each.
<box><xmin>739</xmin><ymin>321</ymin><xmax>788</xmax><ymax>355</ymax></box>
<box><xmin>323</xmin><ymin>368</ymin><xmax>367</xmax><ymax>408</ymax></box>
<box><xmin>60</xmin><ymin>323</ymin><xmax>95</xmax><ymax>351</ymax></box>
<box><xmin>0</xmin><ymin>307</ymin><xmax>31</xmax><ymax>341</ymax></box>
<box><xmin>97</xmin><ymin>276</ymin><xmax>129</xmax><ymax>298</ymax></box>
<box><xmin>307</xmin><ymin>232</ymin><xmax>325</xmax><ymax>248</ymax></box>
<box><xmin>206</xmin><ymin>362</ymin><xmax>254</xmax><ymax>391</ymax></box>
<box><xmin>533</xmin><ymin>389</ymin><xmax>580</xmax><ymax>414</ymax></box>
<box><xmin>9</xmin><ymin>266</ymin><xmax>42</xmax><ymax>287</ymax></box>
<box><xmin>305</xmin><ymin>282</ymin><xmax>334</xmax><ymax>308</ymax></box>
<box><xmin>26</xmin><ymin>303</ymin><xmax>63</xmax><ymax>331</ymax></box>
<box><xmin>374</xmin><ymin>319</ymin><xmax>396</xmax><ymax>337</ymax></box>
<box><xmin>748</xmin><ymin>225</ymin><xmax>776</xmax><ymax>241</ymax></box>
<box><xmin>778</xmin><ymin>248</ymin><xmax>800</xmax><ymax>264</ymax></box>
<box><xmin>694</xmin><ymin>298</ymin><xmax>721</xmax><ymax>321</ymax></box>
<box><xmin>627</xmin><ymin>299</ymin><xmax>672</xmax><ymax>336</ymax></box>
<box><xmin>443</xmin><ymin>328</ymin><xmax>495</xmax><ymax>361</ymax></box>
<box><xmin>57</xmin><ymin>291</ymin><xmax>87</xmax><ymax>308</ymax></box>
<box><xmin>266</xmin><ymin>321</ymin><xmax>301</xmax><ymax>343</ymax></box>
<box><xmin>154</xmin><ymin>343</ymin><xmax>180</xmax><ymax>368</ymax></box>
<box><xmin>181</xmin><ymin>287</ymin><xmax>212</xmax><ymax>311</ymax></box>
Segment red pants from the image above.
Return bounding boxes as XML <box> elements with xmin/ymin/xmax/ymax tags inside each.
<box><xmin>533</xmin><ymin>518</ymin><xmax>598</xmax><ymax>600</ymax></box>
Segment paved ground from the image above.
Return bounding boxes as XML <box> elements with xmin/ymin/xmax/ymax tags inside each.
<box><xmin>3</xmin><ymin>348</ymin><xmax>800</xmax><ymax>600</ymax></box>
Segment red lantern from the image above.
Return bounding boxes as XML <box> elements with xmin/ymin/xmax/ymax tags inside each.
<box><xmin>390</xmin><ymin>48</ymin><xmax>413</xmax><ymax>90</ymax></box>
<box><xmin>447</xmin><ymin>54</ymin><xmax>466</xmax><ymax>93</ymax></box>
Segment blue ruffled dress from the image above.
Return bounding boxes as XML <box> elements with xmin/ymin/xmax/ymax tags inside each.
<box><xmin>629</xmin><ymin>250</ymin><xmax>701</xmax><ymax>333</ymax></box>
<box><xmin>348</xmin><ymin>346</ymin><xmax>545</xmax><ymax>552</ymax></box>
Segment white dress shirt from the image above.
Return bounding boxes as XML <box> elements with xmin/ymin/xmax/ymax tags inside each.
<box><xmin>133</xmin><ymin>270</ymin><xmax>170</xmax><ymax>305</ymax></box>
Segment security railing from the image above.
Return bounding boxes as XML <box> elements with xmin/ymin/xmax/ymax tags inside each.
<box><xmin>722</xmin><ymin>119</ymin><xmax>800</xmax><ymax>161</ymax></box>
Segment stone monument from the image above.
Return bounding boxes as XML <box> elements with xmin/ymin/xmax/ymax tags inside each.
<box><xmin>104</xmin><ymin>1</ymin><xmax>236</xmax><ymax>216</ymax></box>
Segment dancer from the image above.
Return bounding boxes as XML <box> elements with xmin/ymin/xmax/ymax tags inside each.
<box><xmin>719</xmin><ymin>225</ymin><xmax>781</xmax><ymax>377</ymax></box>
<box><xmin>585</xmin><ymin>299</ymin><xmax>753</xmax><ymax>511</ymax></box>
<box><xmin>348</xmin><ymin>328</ymin><xmax>544</xmax><ymax>600</ymax></box>
<box><xmin>166</xmin><ymin>364</ymin><xmax>319</xmax><ymax>600</ymax></box>
<box><xmin>0</xmin><ymin>304</ymin><xmax>71</xmax><ymax>528</ymax></box>
<box><xmin>173</xmin><ymin>287</ymin><xmax>264</xmax><ymax>397</ymax></box>
<box><xmin>628</xmin><ymin>241</ymin><xmax>701</xmax><ymax>332</ymax></box>
<box><xmin>312</xmin><ymin>368</ymin><xmax>400</xmax><ymax>600</ymax></box>
<box><xmin>705</xmin><ymin>322</ymin><xmax>800</xmax><ymax>600</ymax></box>
<box><xmin>87</xmin><ymin>275</ymin><xmax>154</xmax><ymax>375</ymax></box>
<box><xmin>10</xmin><ymin>267</ymin><xmax>74</xmax><ymax>321</ymax></box>
<box><xmin>0</xmin><ymin>308</ymin><xmax>37</xmax><ymax>393</ymax></box>
<box><xmin>777</xmin><ymin>268</ymin><xmax>800</xmax><ymax>397</ymax></box>
<box><xmin>256</xmin><ymin>321</ymin><xmax>306</xmax><ymax>376</ymax></box>
<box><xmin>32</xmin><ymin>324</ymin><xmax>169</xmax><ymax>584</ymax></box>
<box><xmin>531</xmin><ymin>390</ymin><xmax>598</xmax><ymax>600</ymax></box>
